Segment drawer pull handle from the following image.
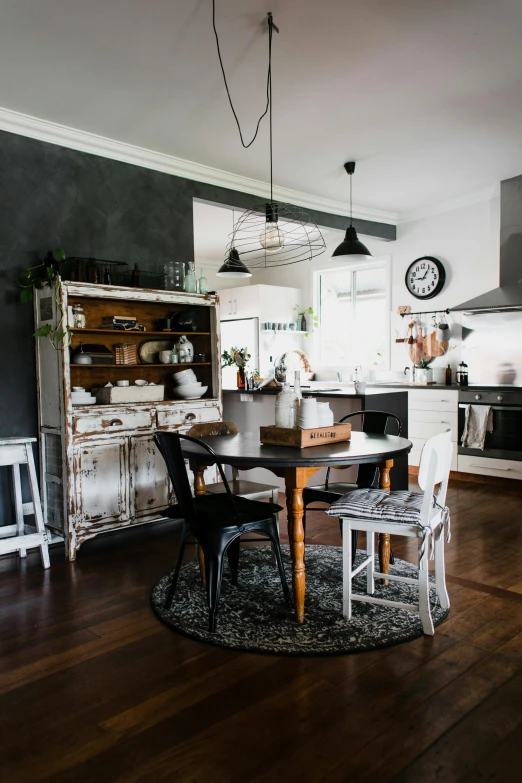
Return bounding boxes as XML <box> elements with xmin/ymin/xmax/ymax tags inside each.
<box><xmin>184</xmin><ymin>413</ymin><xmax>196</xmax><ymax>421</ymax></box>
<box><xmin>107</xmin><ymin>418</ymin><xmax>123</xmax><ymax>427</ymax></box>
<box><xmin>468</xmin><ymin>464</ymin><xmax>512</xmax><ymax>472</ymax></box>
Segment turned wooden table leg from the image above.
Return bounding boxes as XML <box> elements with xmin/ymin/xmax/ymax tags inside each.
<box><xmin>378</xmin><ymin>459</ymin><xmax>394</xmax><ymax>585</ymax></box>
<box><xmin>191</xmin><ymin>462</ymin><xmax>207</xmax><ymax>588</ymax></box>
<box><xmin>284</xmin><ymin>467</ymin><xmax>319</xmax><ymax>624</ymax></box>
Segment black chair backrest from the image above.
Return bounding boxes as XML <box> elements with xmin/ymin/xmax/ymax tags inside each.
<box><xmin>154</xmin><ymin>431</ymin><xmax>238</xmax><ymax>523</ymax></box>
<box><xmin>326</xmin><ymin>409</ymin><xmax>402</xmax><ymax>489</ymax></box>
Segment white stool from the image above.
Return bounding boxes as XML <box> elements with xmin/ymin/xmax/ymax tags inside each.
<box><xmin>0</xmin><ymin>437</ymin><xmax>50</xmax><ymax>568</ymax></box>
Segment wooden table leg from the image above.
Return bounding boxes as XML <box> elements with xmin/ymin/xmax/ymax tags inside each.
<box><xmin>284</xmin><ymin>467</ymin><xmax>319</xmax><ymax>624</ymax></box>
<box><xmin>378</xmin><ymin>459</ymin><xmax>394</xmax><ymax>585</ymax></box>
<box><xmin>191</xmin><ymin>462</ymin><xmax>207</xmax><ymax>588</ymax></box>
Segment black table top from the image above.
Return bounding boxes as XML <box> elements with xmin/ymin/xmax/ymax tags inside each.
<box><xmin>182</xmin><ymin>431</ymin><xmax>412</xmax><ymax>468</ymax></box>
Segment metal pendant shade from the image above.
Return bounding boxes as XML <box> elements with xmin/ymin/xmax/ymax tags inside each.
<box><xmin>217</xmin><ymin>247</ymin><xmax>252</xmax><ymax>278</ymax></box>
<box><xmin>332</xmin><ymin>225</ymin><xmax>372</xmax><ymax>262</ymax></box>
<box><xmin>214</xmin><ymin>10</ymin><xmax>326</xmax><ymax>275</ymax></box>
<box><xmin>333</xmin><ymin>161</ymin><xmax>372</xmax><ymax>261</ymax></box>
<box><xmin>225</xmin><ymin>202</ymin><xmax>326</xmax><ymax>269</ymax></box>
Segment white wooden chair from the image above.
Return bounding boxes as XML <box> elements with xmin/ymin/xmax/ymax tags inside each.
<box><xmin>329</xmin><ymin>430</ymin><xmax>453</xmax><ymax>636</ymax></box>
<box><xmin>0</xmin><ymin>437</ymin><xmax>50</xmax><ymax>568</ymax></box>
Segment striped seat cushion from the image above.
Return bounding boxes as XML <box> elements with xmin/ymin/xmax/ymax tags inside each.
<box><xmin>327</xmin><ymin>488</ymin><xmax>425</xmax><ymax>524</ymax></box>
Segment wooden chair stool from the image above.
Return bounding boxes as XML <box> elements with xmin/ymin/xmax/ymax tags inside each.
<box><xmin>0</xmin><ymin>437</ymin><xmax>50</xmax><ymax>568</ymax></box>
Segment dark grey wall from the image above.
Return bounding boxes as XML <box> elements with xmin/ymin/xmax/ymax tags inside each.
<box><xmin>0</xmin><ymin>128</ymin><xmax>395</xmax><ymax>524</ymax></box>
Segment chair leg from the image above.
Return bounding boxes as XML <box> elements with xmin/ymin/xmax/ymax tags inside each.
<box><xmin>418</xmin><ymin>537</ymin><xmax>434</xmax><ymax>636</ymax></box>
<box><xmin>12</xmin><ymin>464</ymin><xmax>26</xmax><ymax>559</ymax></box>
<box><xmin>26</xmin><ymin>445</ymin><xmax>50</xmax><ymax>569</ymax></box>
<box><xmin>435</xmin><ymin>528</ymin><xmax>450</xmax><ymax>611</ymax></box>
<box><xmin>366</xmin><ymin>530</ymin><xmax>375</xmax><ymax>595</ymax></box>
<box><xmin>271</xmin><ymin>488</ymin><xmax>279</xmax><ymax>565</ymax></box>
<box><xmin>338</xmin><ymin>518</ymin><xmax>358</xmax><ymax>565</ymax></box>
<box><xmin>206</xmin><ymin>553</ymin><xmax>226</xmax><ymax>633</ymax></box>
<box><xmin>342</xmin><ymin>518</ymin><xmax>353</xmax><ymax>620</ymax></box>
<box><xmin>266</xmin><ymin>521</ymin><xmax>291</xmax><ymax>606</ymax></box>
<box><xmin>226</xmin><ymin>536</ymin><xmax>241</xmax><ymax>585</ymax></box>
<box><xmin>164</xmin><ymin>535</ymin><xmax>187</xmax><ymax>610</ymax></box>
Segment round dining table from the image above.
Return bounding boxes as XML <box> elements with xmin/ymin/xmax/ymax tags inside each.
<box><xmin>182</xmin><ymin>431</ymin><xmax>412</xmax><ymax>624</ymax></box>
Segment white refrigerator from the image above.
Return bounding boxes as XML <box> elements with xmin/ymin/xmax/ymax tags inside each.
<box><xmin>220</xmin><ymin>317</ymin><xmax>260</xmax><ymax>389</ymax></box>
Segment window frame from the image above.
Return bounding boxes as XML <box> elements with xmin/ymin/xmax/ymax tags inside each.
<box><xmin>313</xmin><ymin>257</ymin><xmax>391</xmax><ymax>369</ymax></box>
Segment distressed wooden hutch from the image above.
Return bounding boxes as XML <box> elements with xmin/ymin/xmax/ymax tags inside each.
<box><xmin>34</xmin><ymin>281</ymin><xmax>222</xmax><ymax>560</ymax></box>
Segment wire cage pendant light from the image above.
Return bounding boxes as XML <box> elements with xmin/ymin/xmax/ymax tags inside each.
<box><xmin>215</xmin><ymin>9</ymin><xmax>326</xmax><ymax>274</ymax></box>
<box><xmin>332</xmin><ymin>161</ymin><xmax>372</xmax><ymax>261</ymax></box>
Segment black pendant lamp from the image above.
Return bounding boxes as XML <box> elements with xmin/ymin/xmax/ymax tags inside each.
<box><xmin>332</xmin><ymin>162</ymin><xmax>372</xmax><ymax>261</ymax></box>
<box><xmin>217</xmin><ymin>247</ymin><xmax>252</xmax><ymax>278</ymax></box>
<box><xmin>217</xmin><ymin>210</ymin><xmax>252</xmax><ymax>278</ymax></box>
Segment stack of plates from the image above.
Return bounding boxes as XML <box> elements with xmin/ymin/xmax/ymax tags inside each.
<box><xmin>71</xmin><ymin>386</ymin><xmax>96</xmax><ymax>406</ymax></box>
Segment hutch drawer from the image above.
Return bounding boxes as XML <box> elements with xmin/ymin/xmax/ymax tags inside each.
<box><xmin>73</xmin><ymin>409</ymin><xmax>155</xmax><ymax>436</ymax></box>
<box><xmin>156</xmin><ymin>403</ymin><xmax>221</xmax><ymax>429</ymax></box>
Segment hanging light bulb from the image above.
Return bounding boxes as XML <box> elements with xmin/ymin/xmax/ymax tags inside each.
<box><xmin>259</xmin><ymin>204</ymin><xmax>285</xmax><ymax>252</ymax></box>
<box><xmin>332</xmin><ymin>162</ymin><xmax>372</xmax><ymax>261</ymax></box>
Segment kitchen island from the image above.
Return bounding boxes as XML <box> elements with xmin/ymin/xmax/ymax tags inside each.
<box><xmin>223</xmin><ymin>386</ymin><xmax>408</xmax><ymax>491</ymax></box>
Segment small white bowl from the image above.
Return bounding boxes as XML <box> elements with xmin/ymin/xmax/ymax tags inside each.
<box><xmin>173</xmin><ymin>369</ymin><xmax>196</xmax><ymax>383</ymax></box>
<box><xmin>72</xmin><ymin>386</ymin><xmax>85</xmax><ymax>392</ymax></box>
<box><xmin>134</xmin><ymin>379</ymin><xmax>148</xmax><ymax>386</ymax></box>
<box><xmin>116</xmin><ymin>380</ymin><xmax>130</xmax><ymax>387</ymax></box>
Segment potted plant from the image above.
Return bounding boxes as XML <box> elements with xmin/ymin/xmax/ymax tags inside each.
<box><xmin>17</xmin><ymin>247</ymin><xmax>70</xmax><ymax>349</ymax></box>
<box><xmin>222</xmin><ymin>347</ymin><xmax>251</xmax><ymax>389</ymax></box>
<box><xmin>415</xmin><ymin>356</ymin><xmax>435</xmax><ymax>383</ymax></box>
<box><xmin>293</xmin><ymin>305</ymin><xmax>318</xmax><ymax>336</ymax></box>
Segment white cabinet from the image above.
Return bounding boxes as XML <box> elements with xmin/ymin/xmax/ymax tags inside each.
<box><xmin>130</xmin><ymin>434</ymin><xmax>173</xmax><ymax>519</ymax></box>
<box><xmin>407</xmin><ymin>389</ymin><xmax>458</xmax><ymax>471</ymax></box>
<box><xmin>458</xmin><ymin>454</ymin><xmax>522</xmax><ymax>480</ymax></box>
<box><xmin>74</xmin><ymin>439</ymin><xmax>129</xmax><ymax>526</ymax></box>
<box><xmin>217</xmin><ymin>284</ymin><xmax>302</xmax><ymax>322</ymax></box>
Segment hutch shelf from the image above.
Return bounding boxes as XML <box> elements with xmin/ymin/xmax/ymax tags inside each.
<box><xmin>34</xmin><ymin>281</ymin><xmax>222</xmax><ymax>560</ymax></box>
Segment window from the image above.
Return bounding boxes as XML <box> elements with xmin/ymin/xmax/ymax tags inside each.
<box><xmin>317</xmin><ymin>262</ymin><xmax>390</xmax><ymax>367</ymax></box>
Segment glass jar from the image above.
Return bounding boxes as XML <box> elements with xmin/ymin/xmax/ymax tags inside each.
<box><xmin>198</xmin><ymin>269</ymin><xmax>208</xmax><ymax>295</ymax></box>
<box><xmin>183</xmin><ymin>262</ymin><xmax>197</xmax><ymax>293</ymax></box>
<box><xmin>275</xmin><ymin>383</ymin><xmax>299</xmax><ymax>429</ymax></box>
<box><xmin>293</xmin><ymin>370</ymin><xmax>302</xmax><ymax>399</ymax></box>
<box><xmin>72</xmin><ymin>303</ymin><xmax>86</xmax><ymax>329</ymax></box>
<box><xmin>164</xmin><ymin>261</ymin><xmax>184</xmax><ymax>291</ymax></box>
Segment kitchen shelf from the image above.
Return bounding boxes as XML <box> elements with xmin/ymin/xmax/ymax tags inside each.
<box><xmin>71</xmin><ymin>328</ymin><xmax>211</xmax><ymax>336</ymax></box>
<box><xmin>70</xmin><ymin>362</ymin><xmax>212</xmax><ymax>368</ymax></box>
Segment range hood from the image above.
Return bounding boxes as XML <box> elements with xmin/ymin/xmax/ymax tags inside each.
<box><xmin>453</xmin><ymin>175</ymin><xmax>522</xmax><ymax>312</ymax></box>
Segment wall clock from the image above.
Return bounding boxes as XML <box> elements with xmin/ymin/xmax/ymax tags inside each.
<box><xmin>405</xmin><ymin>256</ymin><xmax>446</xmax><ymax>300</ymax></box>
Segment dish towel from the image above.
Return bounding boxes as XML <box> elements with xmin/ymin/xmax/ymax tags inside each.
<box><xmin>461</xmin><ymin>404</ymin><xmax>493</xmax><ymax>450</ymax></box>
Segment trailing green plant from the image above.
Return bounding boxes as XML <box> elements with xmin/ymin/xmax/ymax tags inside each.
<box><xmin>221</xmin><ymin>347</ymin><xmax>251</xmax><ymax>369</ymax></box>
<box><xmin>18</xmin><ymin>247</ymin><xmax>71</xmax><ymax>350</ymax></box>
<box><xmin>293</xmin><ymin>305</ymin><xmax>318</xmax><ymax>337</ymax></box>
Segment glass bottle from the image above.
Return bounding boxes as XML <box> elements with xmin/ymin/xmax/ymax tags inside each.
<box><xmin>293</xmin><ymin>370</ymin><xmax>302</xmax><ymax>400</ymax></box>
<box><xmin>198</xmin><ymin>268</ymin><xmax>208</xmax><ymax>295</ymax></box>
<box><xmin>275</xmin><ymin>383</ymin><xmax>299</xmax><ymax>429</ymax></box>
<box><xmin>72</xmin><ymin>303</ymin><xmax>86</xmax><ymax>329</ymax></box>
<box><xmin>445</xmin><ymin>364</ymin><xmax>452</xmax><ymax>386</ymax></box>
<box><xmin>183</xmin><ymin>262</ymin><xmax>197</xmax><ymax>293</ymax></box>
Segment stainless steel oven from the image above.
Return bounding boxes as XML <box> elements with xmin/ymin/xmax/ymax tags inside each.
<box><xmin>458</xmin><ymin>388</ymin><xmax>522</xmax><ymax>460</ymax></box>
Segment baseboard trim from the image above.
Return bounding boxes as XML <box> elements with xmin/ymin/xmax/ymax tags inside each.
<box><xmin>408</xmin><ymin>465</ymin><xmax>522</xmax><ymax>489</ymax></box>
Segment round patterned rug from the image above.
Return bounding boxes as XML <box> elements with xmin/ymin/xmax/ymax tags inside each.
<box><xmin>151</xmin><ymin>544</ymin><xmax>449</xmax><ymax>656</ymax></box>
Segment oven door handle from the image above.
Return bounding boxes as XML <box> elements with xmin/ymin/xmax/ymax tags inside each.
<box><xmin>458</xmin><ymin>404</ymin><xmax>522</xmax><ymax>412</ymax></box>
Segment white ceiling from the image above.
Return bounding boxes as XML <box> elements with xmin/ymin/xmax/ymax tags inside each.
<box><xmin>1</xmin><ymin>0</ymin><xmax>522</xmax><ymax>217</ymax></box>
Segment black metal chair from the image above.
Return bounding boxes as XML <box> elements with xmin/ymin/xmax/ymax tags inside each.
<box><xmin>154</xmin><ymin>431</ymin><xmax>290</xmax><ymax>632</ymax></box>
<box><xmin>303</xmin><ymin>410</ymin><xmax>403</xmax><ymax>557</ymax></box>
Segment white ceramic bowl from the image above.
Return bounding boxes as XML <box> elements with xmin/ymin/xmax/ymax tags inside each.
<box><xmin>172</xmin><ymin>385</ymin><xmax>208</xmax><ymax>399</ymax></box>
<box><xmin>173</xmin><ymin>369</ymin><xmax>196</xmax><ymax>384</ymax></box>
<box><xmin>134</xmin><ymin>379</ymin><xmax>148</xmax><ymax>386</ymax></box>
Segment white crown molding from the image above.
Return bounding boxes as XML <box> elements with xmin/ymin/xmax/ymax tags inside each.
<box><xmin>399</xmin><ymin>184</ymin><xmax>500</xmax><ymax>224</ymax></box>
<box><xmin>0</xmin><ymin>105</ymin><xmax>398</xmax><ymax>226</ymax></box>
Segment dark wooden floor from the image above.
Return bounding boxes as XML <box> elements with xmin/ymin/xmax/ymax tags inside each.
<box><xmin>1</xmin><ymin>478</ymin><xmax>522</xmax><ymax>782</ymax></box>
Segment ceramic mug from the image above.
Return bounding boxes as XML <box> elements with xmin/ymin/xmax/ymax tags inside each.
<box><xmin>116</xmin><ymin>380</ymin><xmax>130</xmax><ymax>387</ymax></box>
<box><xmin>159</xmin><ymin>350</ymin><xmax>173</xmax><ymax>364</ymax></box>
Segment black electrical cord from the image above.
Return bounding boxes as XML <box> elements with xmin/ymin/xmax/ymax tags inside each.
<box><xmin>212</xmin><ymin>1</ymin><xmax>276</xmax><ymax>150</ymax></box>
